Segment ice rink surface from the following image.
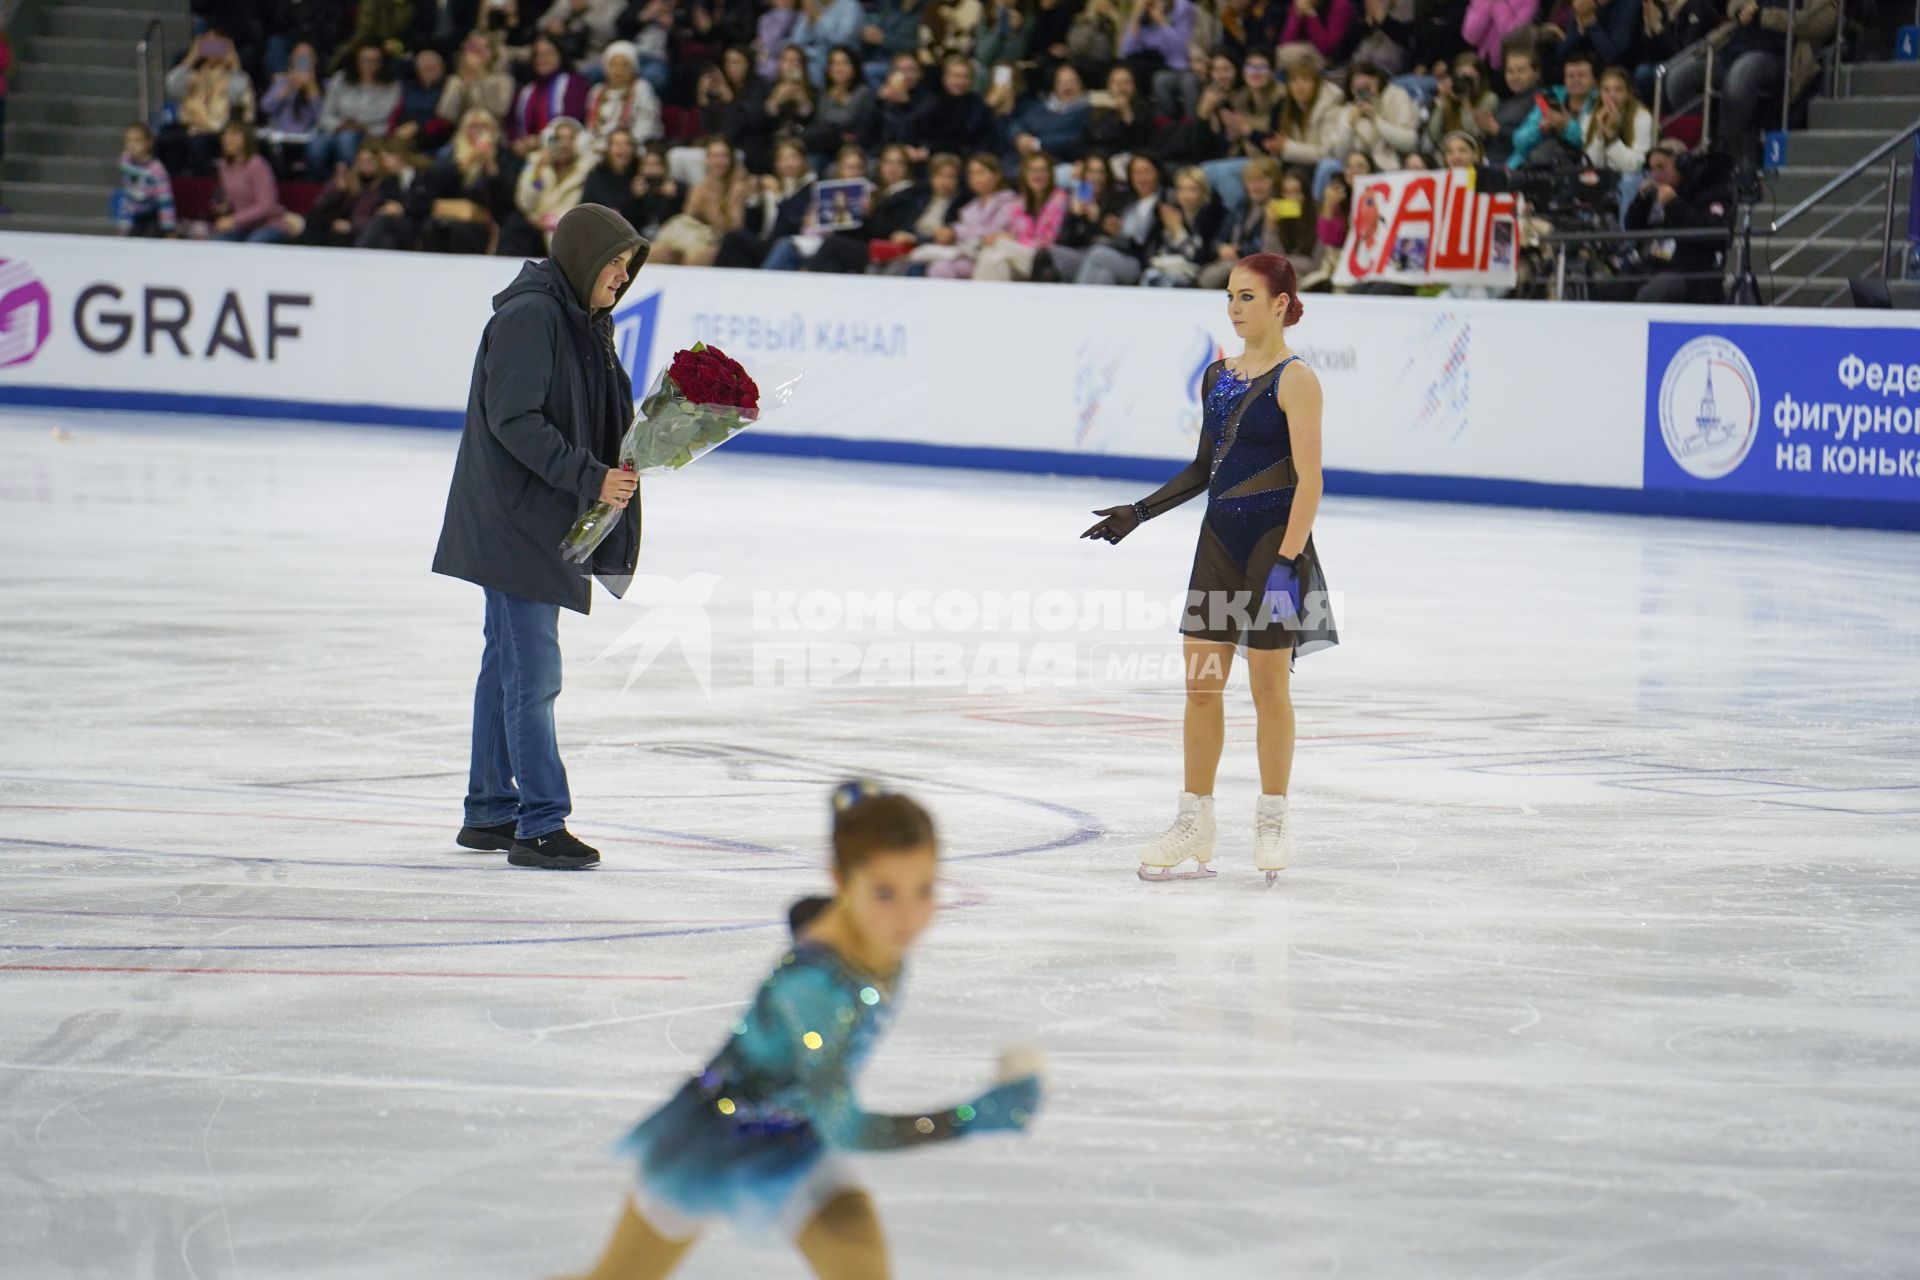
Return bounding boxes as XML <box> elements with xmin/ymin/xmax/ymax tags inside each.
<box><xmin>2</xmin><ymin>410</ymin><xmax>1918</xmax><ymax>1280</ymax></box>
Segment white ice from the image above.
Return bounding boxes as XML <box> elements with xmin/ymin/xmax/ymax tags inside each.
<box><xmin>2</xmin><ymin>410</ymin><xmax>1918</xmax><ymax>1280</ymax></box>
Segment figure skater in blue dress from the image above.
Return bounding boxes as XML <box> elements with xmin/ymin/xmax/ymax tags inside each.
<box><xmin>558</xmin><ymin>783</ymin><xmax>1045</xmax><ymax>1280</ymax></box>
<box><xmin>1082</xmin><ymin>253</ymin><xmax>1339</xmax><ymax>885</ymax></box>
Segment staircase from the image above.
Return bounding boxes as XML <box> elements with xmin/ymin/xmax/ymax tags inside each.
<box><xmin>1</xmin><ymin>0</ymin><xmax>192</xmax><ymax>236</ymax></box>
<box><xmin>1760</xmin><ymin>61</ymin><xmax>1919</xmax><ymax>307</ymax></box>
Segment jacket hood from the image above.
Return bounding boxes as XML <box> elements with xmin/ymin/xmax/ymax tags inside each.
<box><xmin>550</xmin><ymin>203</ymin><xmax>650</xmax><ymax>318</ymax></box>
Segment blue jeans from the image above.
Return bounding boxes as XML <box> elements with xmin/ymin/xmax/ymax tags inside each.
<box><xmin>1202</xmin><ymin>157</ymin><xmax>1249</xmax><ymax>214</ymax></box>
<box><xmin>306</xmin><ymin>129</ymin><xmax>362</xmax><ymax>176</ymax></box>
<box><xmin>762</xmin><ymin>238</ymin><xmax>804</xmax><ymax>270</ymax></box>
<box><xmin>466</xmin><ymin>588</ymin><xmax>570</xmax><ymax>839</ymax></box>
<box><xmin>218</xmin><ymin>224</ymin><xmax>290</xmax><ymax>243</ymax></box>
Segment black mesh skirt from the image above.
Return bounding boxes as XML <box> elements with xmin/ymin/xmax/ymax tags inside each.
<box><xmin>1179</xmin><ymin>521</ymin><xmax>1339</xmax><ymax>657</ymax></box>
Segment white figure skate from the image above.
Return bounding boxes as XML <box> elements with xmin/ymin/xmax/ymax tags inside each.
<box><xmin>1138</xmin><ymin>792</ymin><xmax>1217</xmax><ymax>881</ymax></box>
<box><xmin>1255</xmin><ymin>793</ymin><xmax>1292</xmax><ymax>885</ymax></box>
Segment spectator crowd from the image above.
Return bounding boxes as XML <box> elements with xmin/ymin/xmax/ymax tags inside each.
<box><xmin>109</xmin><ymin>0</ymin><xmax>1841</xmax><ymax>301</ymax></box>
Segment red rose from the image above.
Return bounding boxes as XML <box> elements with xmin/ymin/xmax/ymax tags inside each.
<box><xmin>666</xmin><ymin>345</ymin><xmax>760</xmax><ymax>411</ymax></box>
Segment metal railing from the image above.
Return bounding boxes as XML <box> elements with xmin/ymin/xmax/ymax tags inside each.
<box><xmin>136</xmin><ymin>19</ymin><xmax>168</xmax><ymax>131</ymax></box>
<box><xmin>1652</xmin><ymin>41</ymin><xmax>1718</xmax><ymax>152</ymax></box>
<box><xmin>1768</xmin><ymin>114</ymin><xmax>1920</xmax><ymax>305</ymax></box>
<box><xmin>1541</xmin><ymin>226</ymin><xmax>1734</xmax><ymax>300</ymax></box>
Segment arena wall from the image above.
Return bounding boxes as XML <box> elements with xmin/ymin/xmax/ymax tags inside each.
<box><xmin>3</xmin><ymin>231</ymin><xmax>1916</xmax><ymax>530</ymax></box>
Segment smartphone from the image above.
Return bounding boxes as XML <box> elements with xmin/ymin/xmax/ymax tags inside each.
<box><xmin>1075</xmin><ymin>179</ymin><xmax>1095</xmax><ymax>202</ymax></box>
<box><xmin>1535</xmin><ymin>92</ymin><xmax>1553</xmax><ymax>116</ymax></box>
<box><xmin>292</xmin><ymin>52</ymin><xmax>314</xmax><ymax>71</ymax></box>
<box><xmin>1269</xmin><ymin>197</ymin><xmax>1303</xmax><ymax>219</ymax></box>
<box><xmin>992</xmin><ymin>65</ymin><xmax>1013</xmax><ymax>89</ymax></box>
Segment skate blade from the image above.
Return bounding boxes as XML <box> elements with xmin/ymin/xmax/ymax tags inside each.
<box><xmin>1138</xmin><ymin>862</ymin><xmax>1217</xmax><ymax>882</ymax></box>
<box><xmin>1264</xmin><ymin>869</ymin><xmax>1281</xmax><ymax>886</ymax></box>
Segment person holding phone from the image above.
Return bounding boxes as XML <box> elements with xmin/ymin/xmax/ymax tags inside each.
<box><xmin>1424</xmin><ymin>51</ymin><xmax>1500</xmax><ymax>159</ymax></box>
<box><xmin>1121</xmin><ymin>0</ymin><xmax>1200</xmax><ymax>118</ymax></box>
<box><xmin>1200</xmin><ymin>155</ymin><xmax>1283</xmax><ymax>288</ymax></box>
<box><xmin>260</xmin><ymin>43</ymin><xmax>325</xmax><ymax>163</ymax></box>
<box><xmin>1506</xmin><ymin>50</ymin><xmax>1596</xmax><ymax>168</ymax></box>
<box><xmin>1009</xmin><ymin>62</ymin><xmax>1093</xmax><ymax>163</ymax></box>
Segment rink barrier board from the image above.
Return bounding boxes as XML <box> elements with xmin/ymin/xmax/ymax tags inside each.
<box><xmin>6</xmin><ymin>382</ymin><xmax>1916</xmax><ymax>532</ymax></box>
<box><xmin>2</xmin><ymin>232</ymin><xmax>1918</xmax><ymax>532</ymax></box>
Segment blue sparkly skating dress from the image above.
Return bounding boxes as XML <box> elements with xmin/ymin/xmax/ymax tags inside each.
<box><xmin>1138</xmin><ymin>357</ymin><xmax>1338</xmax><ymax>656</ymax></box>
<box><xmin>619</xmin><ymin>940</ymin><xmax>1034</xmax><ymax>1239</ymax></box>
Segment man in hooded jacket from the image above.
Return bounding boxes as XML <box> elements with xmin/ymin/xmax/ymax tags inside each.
<box><xmin>434</xmin><ymin>203</ymin><xmax>650</xmax><ymax>870</ymax></box>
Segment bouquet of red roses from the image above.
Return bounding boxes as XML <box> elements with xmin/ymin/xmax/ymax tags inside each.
<box><xmin>560</xmin><ymin>343</ymin><xmax>798</xmax><ymax>564</ymax></box>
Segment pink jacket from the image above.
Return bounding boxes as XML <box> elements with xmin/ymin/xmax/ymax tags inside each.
<box><xmin>217</xmin><ymin>154</ymin><xmax>286</xmax><ymax>231</ymax></box>
<box><xmin>1279</xmin><ymin>0</ymin><xmax>1354</xmax><ymax>59</ymax></box>
<box><xmin>1461</xmin><ymin>0</ymin><xmax>1539</xmax><ymax>67</ymax></box>
<box><xmin>1008</xmin><ymin>189</ymin><xmax>1070</xmax><ymax>247</ymax></box>
<box><xmin>954</xmin><ymin>189</ymin><xmax>1019</xmax><ymax>249</ymax></box>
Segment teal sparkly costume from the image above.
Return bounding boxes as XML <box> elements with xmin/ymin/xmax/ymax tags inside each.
<box><xmin>620</xmin><ymin>938</ymin><xmax>1038</xmax><ymax>1238</ymax></box>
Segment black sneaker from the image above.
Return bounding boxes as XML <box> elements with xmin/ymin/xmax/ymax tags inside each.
<box><xmin>455</xmin><ymin>821</ymin><xmax>517</xmax><ymax>853</ymax></box>
<box><xmin>508</xmin><ymin>828</ymin><xmax>601</xmax><ymax>870</ymax></box>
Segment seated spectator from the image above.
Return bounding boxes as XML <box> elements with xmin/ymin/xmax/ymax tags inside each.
<box><xmin>214</xmin><ymin>122</ymin><xmax>302</xmax><ymax>243</ymax></box>
<box><xmin>1217</xmin><ymin>0</ymin><xmax>1289</xmax><ymax>62</ymax></box>
<box><xmin>166</xmin><ymin>28</ymin><xmax>251</xmax><ymax>113</ymax></box>
<box><xmin>1052</xmin><ymin>151</ymin><xmax>1165</xmax><ymax>284</ymax></box>
<box><xmin>408</xmin><ymin>0</ymin><xmax>473</xmax><ymax>55</ymax></box>
<box><xmin>264</xmin><ymin>2</ymin><xmax>349</xmax><ymax>77</ymax></box>
<box><xmin>1029</xmin><ymin>148</ymin><xmax>1129</xmax><ymax>280</ymax></box>
<box><xmin>1322</xmin><ymin>60</ymin><xmax>1417</xmax><ymax>196</ymax></box>
<box><xmin>258</xmin><ymin>43</ymin><xmax>324</xmax><ymax>175</ymax></box>
<box><xmin>615</xmin><ymin>0</ymin><xmax>673</xmax><ymax>93</ymax></box>
<box><xmin>423</xmin><ymin>109</ymin><xmax>518</xmax><ymax>253</ymax></box>
<box><xmin>862</xmin><ymin>0</ymin><xmax>923</xmax><ymax>87</ymax></box>
<box><xmin>976</xmin><ymin>151</ymin><xmax>1072</xmax><ymax>279</ymax></box>
<box><xmin>806</xmin><ymin>142</ymin><xmax>927</xmax><ymax>273</ymax></box>
<box><xmin>1268</xmin><ymin>59</ymin><xmax>1344</xmax><ymax>185</ymax></box>
<box><xmin>924</xmin><ymin>152</ymin><xmax>1020</xmax><ymax>278</ymax></box>
<box><xmin>181</xmin><ymin>49</ymin><xmax>256</xmax><ymax>175</ymax></box>
<box><xmin>1623</xmin><ymin>137</ymin><xmax>1728</xmax><ymax>302</ymax></box>
<box><xmin>1585</xmin><ymin>65</ymin><xmax>1653</xmax><ymax>190</ymax></box>
<box><xmin>334</xmin><ymin>0</ymin><xmax>413</xmax><ymax>70</ymax></box>
<box><xmin>1279</xmin><ymin>0</ymin><xmax>1355</xmax><ymax>67</ymax></box>
<box><xmin>1306</xmin><ymin>170</ymin><xmax>1349</xmax><ymax>287</ymax></box>
<box><xmin>1339</xmin><ymin>0</ymin><xmax>1414</xmax><ymax>75</ymax></box>
<box><xmin>477</xmin><ymin>0</ymin><xmax>542</xmax><ymax>50</ymax></box>
<box><xmin>878</xmin><ymin>151</ymin><xmax>969</xmax><ymax>274</ymax></box>
<box><xmin>1439</xmin><ymin>125</ymin><xmax>1487</xmax><ymax>167</ymax></box>
<box><xmin>1012</xmin><ymin>63</ymin><xmax>1094</xmax><ymax>165</ymax></box>
<box><xmin>1160</xmin><ymin>52</ymin><xmax>1240</xmax><ymax>168</ymax></box>
<box><xmin>1201</xmin><ymin>154</ymin><xmax>1284</xmax><ymax>288</ymax></box>
<box><xmin>976</xmin><ymin>0</ymin><xmax>1035</xmax><ymax>87</ymax></box>
<box><xmin>1424</xmin><ymin>52</ymin><xmax>1502</xmax><ymax>159</ymax></box>
<box><xmin>508</xmin><ymin>35</ymin><xmax>590</xmax><ymax>158</ymax></box>
<box><xmin>438</xmin><ymin>34</ymin><xmax>516</xmax><ymax>133</ymax></box>
<box><xmin>583</xmin><ymin>125</ymin><xmax>645</xmax><ymax>221</ymax></box>
<box><xmin>764</xmin><ymin>44</ymin><xmax>820</xmax><ymax>158</ymax></box>
<box><xmin>756</xmin><ymin>0</ymin><xmax>802</xmax><ymax>80</ymax></box>
<box><xmin>1632</xmin><ymin>0</ymin><xmax>1719</xmax><ymax>104</ymax></box>
<box><xmin>793</xmin><ymin>0</ymin><xmax>867</xmax><ymax>84</ymax></box>
<box><xmin>651</xmin><ymin>135</ymin><xmax>754</xmax><ymax>264</ymax></box>
<box><xmin>1510</xmin><ymin>49</ymin><xmax>1597</xmax><ymax>166</ymax></box>
<box><xmin>910</xmin><ymin>55</ymin><xmax>995</xmax><ymax>158</ymax></box>
<box><xmin>1555</xmin><ymin>0</ymin><xmax>1638</xmax><ymax>68</ymax></box>
<box><xmin>393</xmin><ymin>48</ymin><xmax>454</xmax><ymax>153</ymax></box>
<box><xmin>539</xmin><ymin>0</ymin><xmax>623</xmax><ymax>68</ymax></box>
<box><xmin>311</xmin><ymin>41</ymin><xmax>400</xmax><ymax>176</ymax></box>
<box><xmin>502</xmin><ymin>116</ymin><xmax>592</xmax><ymax>254</ymax></box>
<box><xmin>1483</xmin><ymin>37</ymin><xmax>1544</xmax><ymax>163</ymax></box>
<box><xmin>115</xmin><ymin>123</ymin><xmax>177</xmax><ymax>238</ymax></box>
<box><xmin>587</xmin><ymin>40</ymin><xmax>664</xmax><ymax>146</ymax></box>
<box><xmin>806</xmin><ymin>45</ymin><xmax>878</xmax><ymax>165</ymax></box>
<box><xmin>873</xmin><ymin>52</ymin><xmax>931</xmax><ymax>147</ymax></box>
<box><xmin>1141</xmin><ymin>165</ymin><xmax>1226</xmax><ymax>286</ymax></box>
<box><xmin>1666</xmin><ymin>0</ymin><xmax>1832</xmax><ymax>160</ymax></box>
<box><xmin>628</xmin><ymin>142</ymin><xmax>686</xmax><ymax>237</ymax></box>
<box><xmin>1067</xmin><ymin>0</ymin><xmax>1125</xmax><ymax>87</ymax></box>
<box><xmin>718</xmin><ymin>136</ymin><xmax>817</xmax><ymax>267</ymax></box>
<box><xmin>923</xmin><ymin>0</ymin><xmax>988</xmax><ymax>64</ymax></box>
<box><xmin>1085</xmin><ymin>64</ymin><xmax>1158</xmax><ymax>163</ymax></box>
<box><xmin>682</xmin><ymin>48</ymin><xmax>769</xmax><ymax>179</ymax></box>
<box><xmin>1392</xmin><ymin>0</ymin><xmax>1475</xmax><ymax>74</ymax></box>
<box><xmin>1197</xmin><ymin>49</ymin><xmax>1281</xmax><ymax>213</ymax></box>
<box><xmin>361</xmin><ymin>142</ymin><xmax>432</xmax><ymax>250</ymax></box>
<box><xmin>1463</xmin><ymin>0</ymin><xmax>1542</xmax><ymax>71</ymax></box>
<box><xmin>1121</xmin><ymin>0</ymin><xmax>1200</xmax><ymax>119</ymax></box>
<box><xmin>303</xmin><ymin>139</ymin><xmax>392</xmax><ymax>246</ymax></box>
<box><xmin>1272</xmin><ymin>169</ymin><xmax>1321</xmax><ymax>265</ymax></box>
<box><xmin>761</xmin><ymin>143</ymin><xmax>872</xmax><ymax>269</ymax></box>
